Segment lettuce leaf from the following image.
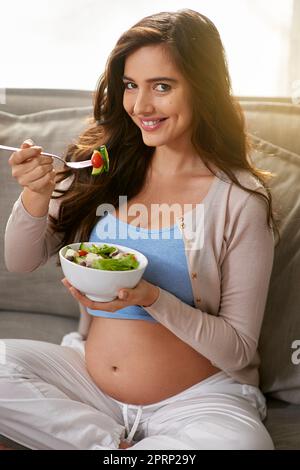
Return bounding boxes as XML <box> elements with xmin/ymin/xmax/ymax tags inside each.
<box><xmin>79</xmin><ymin>243</ymin><xmax>118</xmax><ymax>258</ymax></box>
<box><xmin>91</xmin><ymin>254</ymin><xmax>139</xmax><ymax>271</ymax></box>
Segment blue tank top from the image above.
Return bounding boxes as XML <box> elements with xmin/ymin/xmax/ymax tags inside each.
<box><xmin>87</xmin><ymin>212</ymin><xmax>195</xmax><ymax>322</ymax></box>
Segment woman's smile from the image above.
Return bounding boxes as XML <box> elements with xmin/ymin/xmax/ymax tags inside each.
<box><xmin>139</xmin><ymin>117</ymin><xmax>169</xmax><ymax>131</ymax></box>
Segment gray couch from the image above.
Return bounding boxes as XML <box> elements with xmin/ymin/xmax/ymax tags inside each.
<box><xmin>0</xmin><ymin>89</ymin><xmax>300</xmax><ymax>450</ymax></box>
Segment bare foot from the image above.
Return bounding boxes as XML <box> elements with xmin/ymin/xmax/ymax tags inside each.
<box><xmin>118</xmin><ymin>439</ymin><xmax>134</xmax><ymax>449</ymax></box>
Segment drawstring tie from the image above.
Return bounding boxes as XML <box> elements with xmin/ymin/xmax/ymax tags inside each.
<box><xmin>122</xmin><ymin>404</ymin><xmax>143</xmax><ymax>443</ymax></box>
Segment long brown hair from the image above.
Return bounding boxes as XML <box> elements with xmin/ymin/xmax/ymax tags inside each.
<box><xmin>50</xmin><ymin>9</ymin><xmax>279</xmax><ymax>267</ymax></box>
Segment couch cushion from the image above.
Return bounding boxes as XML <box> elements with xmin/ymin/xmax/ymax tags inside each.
<box><xmin>241</xmin><ymin>101</ymin><xmax>300</xmax><ymax>155</ymax></box>
<box><xmin>0</xmin><ymin>311</ymin><xmax>78</xmax><ymax>344</ymax></box>
<box><xmin>264</xmin><ymin>398</ymin><xmax>300</xmax><ymax>450</ymax></box>
<box><xmin>0</xmin><ymin>105</ymin><xmax>92</xmax><ymax>319</ymax></box>
<box><xmin>250</xmin><ymin>135</ymin><xmax>300</xmax><ymax>405</ymax></box>
<box><xmin>0</xmin><ymin>88</ymin><xmax>93</xmax><ymax>115</ymax></box>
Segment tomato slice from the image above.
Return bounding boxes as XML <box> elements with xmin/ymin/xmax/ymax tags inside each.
<box><xmin>78</xmin><ymin>250</ymin><xmax>88</xmax><ymax>256</ymax></box>
<box><xmin>91</xmin><ymin>150</ymin><xmax>104</xmax><ymax>168</ymax></box>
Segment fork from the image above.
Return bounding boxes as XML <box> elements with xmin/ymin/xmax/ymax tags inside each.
<box><xmin>0</xmin><ymin>144</ymin><xmax>92</xmax><ymax>169</ymax></box>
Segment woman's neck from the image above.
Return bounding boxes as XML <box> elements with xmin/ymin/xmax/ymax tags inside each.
<box><xmin>150</xmin><ymin>144</ymin><xmax>208</xmax><ymax>178</ymax></box>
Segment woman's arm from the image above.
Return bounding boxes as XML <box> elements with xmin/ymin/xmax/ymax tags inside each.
<box><xmin>4</xmin><ymin>176</ymin><xmax>74</xmax><ymax>272</ymax></box>
<box><xmin>21</xmin><ymin>186</ymin><xmax>54</xmax><ymax>218</ymax></box>
<box><xmin>4</xmin><ymin>175</ymin><xmax>91</xmax><ymax>337</ymax></box>
<box><xmin>143</xmin><ymin>193</ymin><xmax>275</xmax><ymax>373</ymax></box>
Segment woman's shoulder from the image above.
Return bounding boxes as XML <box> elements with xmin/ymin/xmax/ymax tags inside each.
<box><xmin>218</xmin><ymin>167</ymin><xmax>264</xmax><ymax>190</ymax></box>
<box><xmin>217</xmin><ymin>168</ymin><xmax>269</xmax><ymax>224</ymax></box>
<box><xmin>220</xmin><ymin>168</ymin><xmax>267</xmax><ymax>203</ymax></box>
<box><xmin>218</xmin><ymin>168</ymin><xmax>272</xmax><ymax>243</ymax></box>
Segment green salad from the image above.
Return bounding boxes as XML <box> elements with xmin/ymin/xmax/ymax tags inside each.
<box><xmin>64</xmin><ymin>243</ymin><xmax>140</xmax><ymax>271</ymax></box>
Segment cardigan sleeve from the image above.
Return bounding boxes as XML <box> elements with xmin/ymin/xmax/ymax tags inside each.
<box><xmin>143</xmin><ymin>193</ymin><xmax>275</xmax><ymax>373</ymax></box>
<box><xmin>4</xmin><ymin>176</ymin><xmax>73</xmax><ymax>273</ymax></box>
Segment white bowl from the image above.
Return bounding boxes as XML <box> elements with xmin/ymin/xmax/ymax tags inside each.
<box><xmin>59</xmin><ymin>242</ymin><xmax>148</xmax><ymax>302</ymax></box>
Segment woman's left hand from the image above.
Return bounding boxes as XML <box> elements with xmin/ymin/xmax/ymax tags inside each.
<box><xmin>61</xmin><ymin>278</ymin><xmax>160</xmax><ymax>311</ymax></box>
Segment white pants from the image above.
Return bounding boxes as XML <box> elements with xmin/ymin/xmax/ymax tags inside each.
<box><xmin>0</xmin><ymin>333</ymin><xmax>274</xmax><ymax>450</ymax></box>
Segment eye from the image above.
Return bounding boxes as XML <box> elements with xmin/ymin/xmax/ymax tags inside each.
<box><xmin>155</xmin><ymin>83</ymin><xmax>171</xmax><ymax>92</ymax></box>
<box><xmin>123</xmin><ymin>82</ymin><xmax>136</xmax><ymax>90</ymax></box>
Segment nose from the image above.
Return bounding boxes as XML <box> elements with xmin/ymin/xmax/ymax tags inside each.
<box><xmin>132</xmin><ymin>89</ymin><xmax>155</xmax><ymax>116</ymax></box>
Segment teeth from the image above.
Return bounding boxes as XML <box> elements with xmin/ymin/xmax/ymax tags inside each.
<box><xmin>142</xmin><ymin>120</ymin><xmax>161</xmax><ymax>126</ymax></box>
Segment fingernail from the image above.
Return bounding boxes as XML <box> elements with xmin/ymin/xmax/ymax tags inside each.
<box><xmin>24</xmin><ymin>139</ymin><xmax>35</xmax><ymax>145</ymax></box>
<box><xmin>120</xmin><ymin>291</ymin><xmax>128</xmax><ymax>300</ymax></box>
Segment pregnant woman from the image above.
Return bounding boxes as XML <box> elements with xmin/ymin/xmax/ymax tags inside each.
<box><xmin>1</xmin><ymin>9</ymin><xmax>277</xmax><ymax>450</ymax></box>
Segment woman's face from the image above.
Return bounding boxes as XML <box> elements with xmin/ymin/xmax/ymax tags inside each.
<box><xmin>123</xmin><ymin>44</ymin><xmax>193</xmax><ymax>149</ymax></box>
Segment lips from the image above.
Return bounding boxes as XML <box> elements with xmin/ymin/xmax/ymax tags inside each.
<box><xmin>139</xmin><ymin>117</ymin><xmax>168</xmax><ymax>131</ymax></box>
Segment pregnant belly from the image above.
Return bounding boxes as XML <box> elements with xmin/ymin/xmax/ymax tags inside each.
<box><xmin>85</xmin><ymin>317</ymin><xmax>221</xmax><ymax>405</ymax></box>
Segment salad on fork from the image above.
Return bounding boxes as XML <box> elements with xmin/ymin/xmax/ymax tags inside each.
<box><xmin>0</xmin><ymin>144</ymin><xmax>109</xmax><ymax>175</ymax></box>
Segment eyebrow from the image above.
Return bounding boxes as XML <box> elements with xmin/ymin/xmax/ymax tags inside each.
<box><xmin>122</xmin><ymin>75</ymin><xmax>178</xmax><ymax>83</ymax></box>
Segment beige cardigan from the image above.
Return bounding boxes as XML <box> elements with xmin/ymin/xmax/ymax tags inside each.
<box><xmin>4</xmin><ymin>169</ymin><xmax>274</xmax><ymax>387</ymax></box>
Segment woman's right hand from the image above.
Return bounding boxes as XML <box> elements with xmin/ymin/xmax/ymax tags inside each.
<box><xmin>8</xmin><ymin>139</ymin><xmax>57</xmax><ymax>196</ymax></box>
